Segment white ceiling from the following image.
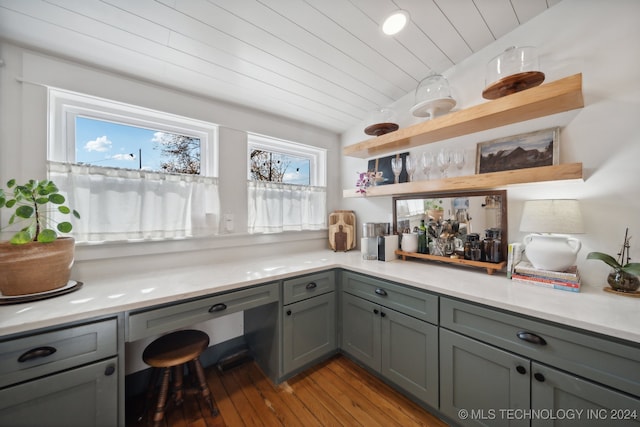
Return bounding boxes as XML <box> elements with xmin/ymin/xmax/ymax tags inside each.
<box><xmin>0</xmin><ymin>0</ymin><xmax>560</xmax><ymax>133</ymax></box>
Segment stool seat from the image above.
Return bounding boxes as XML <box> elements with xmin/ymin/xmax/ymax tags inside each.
<box><xmin>143</xmin><ymin>329</ymin><xmax>209</xmax><ymax>367</ymax></box>
<box><xmin>140</xmin><ymin>329</ymin><xmax>218</xmax><ymax>426</ymax></box>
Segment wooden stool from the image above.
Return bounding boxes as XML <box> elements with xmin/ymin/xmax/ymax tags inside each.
<box><xmin>141</xmin><ymin>329</ymin><xmax>218</xmax><ymax>426</ymax></box>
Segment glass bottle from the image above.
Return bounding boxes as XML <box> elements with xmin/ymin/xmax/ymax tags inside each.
<box><xmin>483</xmin><ymin>228</ymin><xmax>502</xmax><ymax>263</ymax></box>
<box><xmin>464</xmin><ymin>233</ymin><xmax>481</xmax><ymax>261</ymax></box>
<box><xmin>418</xmin><ymin>220</ymin><xmax>427</xmax><ymax>254</ymax></box>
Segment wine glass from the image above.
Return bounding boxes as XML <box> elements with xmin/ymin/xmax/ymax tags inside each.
<box><xmin>437</xmin><ymin>149</ymin><xmax>451</xmax><ymax>178</ymax></box>
<box><xmin>421</xmin><ymin>151</ymin><xmax>434</xmax><ymax>180</ymax></box>
<box><xmin>452</xmin><ymin>149</ymin><xmax>465</xmax><ymax>173</ymax></box>
<box><xmin>405</xmin><ymin>154</ymin><xmax>417</xmax><ymax>182</ymax></box>
<box><xmin>391</xmin><ymin>157</ymin><xmax>403</xmax><ymax>184</ymax></box>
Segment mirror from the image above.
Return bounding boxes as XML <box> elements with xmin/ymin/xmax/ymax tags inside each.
<box><xmin>392</xmin><ymin>190</ymin><xmax>508</xmax><ymax>263</ymax></box>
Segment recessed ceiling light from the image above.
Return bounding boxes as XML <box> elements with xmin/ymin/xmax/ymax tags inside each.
<box><xmin>382</xmin><ymin>10</ymin><xmax>409</xmax><ymax>35</ymax></box>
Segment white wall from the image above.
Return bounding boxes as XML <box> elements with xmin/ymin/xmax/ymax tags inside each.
<box><xmin>340</xmin><ymin>0</ymin><xmax>640</xmax><ymax>289</ymax></box>
<box><xmin>0</xmin><ymin>42</ymin><xmax>340</xmax><ymax>373</ymax></box>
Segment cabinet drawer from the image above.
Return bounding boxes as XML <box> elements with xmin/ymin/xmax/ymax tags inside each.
<box><xmin>441</xmin><ymin>297</ymin><xmax>640</xmax><ymax>397</ymax></box>
<box><xmin>0</xmin><ymin>318</ymin><xmax>118</xmax><ymax>388</ymax></box>
<box><xmin>128</xmin><ymin>282</ymin><xmax>279</xmax><ymax>341</ymax></box>
<box><xmin>342</xmin><ymin>271</ymin><xmax>438</xmax><ymax>324</ymax></box>
<box><xmin>283</xmin><ymin>271</ymin><xmax>335</xmax><ymax>305</ymax></box>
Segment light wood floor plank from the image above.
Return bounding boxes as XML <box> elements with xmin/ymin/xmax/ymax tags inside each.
<box><xmin>333</xmin><ymin>357</ymin><xmax>447</xmax><ymax>427</ymax></box>
<box><xmin>286</xmin><ymin>366</ymin><xmax>360</xmax><ymax>426</ymax></box>
<box><xmin>126</xmin><ymin>354</ymin><xmax>449</xmax><ymax>427</ymax></box>
<box><xmin>244</xmin><ymin>362</ymin><xmax>322</xmax><ymax>427</ymax></box>
<box><xmin>205</xmin><ymin>369</ymin><xmax>245</xmax><ymax>427</ymax></box>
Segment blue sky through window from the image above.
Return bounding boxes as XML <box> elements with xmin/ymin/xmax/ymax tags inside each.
<box><xmin>75</xmin><ymin>116</ymin><xmax>200</xmax><ymax>172</ymax></box>
<box><xmin>280</xmin><ymin>154</ymin><xmax>310</xmax><ymax>185</ymax></box>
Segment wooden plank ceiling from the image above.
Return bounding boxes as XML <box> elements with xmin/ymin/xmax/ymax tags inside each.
<box><xmin>0</xmin><ymin>0</ymin><xmax>560</xmax><ymax>133</ymax></box>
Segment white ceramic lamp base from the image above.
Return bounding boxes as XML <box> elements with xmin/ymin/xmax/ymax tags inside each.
<box><xmin>523</xmin><ymin>234</ymin><xmax>581</xmax><ymax>272</ymax></box>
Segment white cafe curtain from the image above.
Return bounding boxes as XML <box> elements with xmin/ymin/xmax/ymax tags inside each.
<box><xmin>248</xmin><ymin>180</ymin><xmax>326</xmax><ymax>233</ymax></box>
<box><xmin>48</xmin><ymin>161</ymin><xmax>220</xmax><ymax>242</ymax></box>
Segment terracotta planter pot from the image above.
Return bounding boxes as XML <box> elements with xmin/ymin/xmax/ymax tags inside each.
<box><xmin>427</xmin><ymin>209</ymin><xmax>444</xmax><ymax>221</ymax></box>
<box><xmin>0</xmin><ymin>237</ymin><xmax>75</xmax><ymax>296</ymax></box>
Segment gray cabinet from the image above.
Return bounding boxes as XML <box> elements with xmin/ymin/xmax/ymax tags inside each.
<box><xmin>281</xmin><ymin>271</ymin><xmax>337</xmax><ymax>377</ymax></box>
<box><xmin>532</xmin><ymin>363</ymin><xmax>640</xmax><ymax>427</ymax></box>
<box><xmin>0</xmin><ymin>318</ymin><xmax>120</xmax><ymax>427</ymax></box>
<box><xmin>440</xmin><ymin>297</ymin><xmax>640</xmax><ymax>427</ymax></box>
<box><xmin>440</xmin><ymin>328</ymin><xmax>531</xmax><ymax>427</ymax></box>
<box><xmin>341</xmin><ymin>272</ymin><xmax>439</xmax><ymax>408</ymax></box>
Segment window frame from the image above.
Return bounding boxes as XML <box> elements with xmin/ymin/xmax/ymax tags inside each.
<box><xmin>247</xmin><ymin>133</ymin><xmax>326</xmax><ymax>187</ymax></box>
<box><xmin>48</xmin><ymin>88</ymin><xmax>219</xmax><ymax>177</ymax></box>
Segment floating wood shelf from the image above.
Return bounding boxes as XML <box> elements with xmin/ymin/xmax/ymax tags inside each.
<box><xmin>396</xmin><ymin>250</ymin><xmax>506</xmax><ymax>275</ymax></box>
<box><xmin>344</xmin><ymin>163</ymin><xmax>583</xmax><ymax>198</ymax></box>
<box><xmin>343</xmin><ymin>73</ymin><xmax>584</xmax><ymax>159</ymax></box>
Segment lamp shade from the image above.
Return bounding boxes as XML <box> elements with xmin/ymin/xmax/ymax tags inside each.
<box><xmin>520</xmin><ymin>199</ymin><xmax>584</xmax><ymax>272</ymax></box>
<box><xmin>519</xmin><ymin>199</ymin><xmax>584</xmax><ymax>234</ymax></box>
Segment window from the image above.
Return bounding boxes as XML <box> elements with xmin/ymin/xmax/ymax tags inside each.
<box><xmin>247</xmin><ymin>133</ymin><xmax>327</xmax><ymax>233</ymax></box>
<box><xmin>247</xmin><ymin>133</ymin><xmax>325</xmax><ymax>186</ymax></box>
<box><xmin>75</xmin><ymin>117</ymin><xmax>202</xmax><ymax>174</ymax></box>
<box><xmin>48</xmin><ymin>88</ymin><xmax>220</xmax><ymax>242</ymax></box>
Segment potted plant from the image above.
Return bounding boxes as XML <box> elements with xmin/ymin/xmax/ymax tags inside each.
<box><xmin>425</xmin><ymin>199</ymin><xmax>444</xmax><ymax>221</ymax></box>
<box><xmin>0</xmin><ymin>179</ymin><xmax>80</xmax><ymax>296</ymax></box>
<box><xmin>587</xmin><ymin>228</ymin><xmax>640</xmax><ymax>293</ymax></box>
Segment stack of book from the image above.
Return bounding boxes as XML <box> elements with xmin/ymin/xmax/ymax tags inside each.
<box><xmin>511</xmin><ymin>260</ymin><xmax>581</xmax><ymax>292</ymax></box>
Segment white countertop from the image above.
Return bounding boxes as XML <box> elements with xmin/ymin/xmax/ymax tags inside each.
<box><xmin>1</xmin><ymin>250</ymin><xmax>638</xmax><ymax>344</ymax></box>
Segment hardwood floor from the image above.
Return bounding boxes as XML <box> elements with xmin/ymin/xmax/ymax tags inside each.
<box><xmin>128</xmin><ymin>354</ymin><xmax>448</xmax><ymax>427</ymax></box>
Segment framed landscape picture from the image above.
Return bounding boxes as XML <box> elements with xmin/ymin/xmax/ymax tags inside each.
<box><xmin>475</xmin><ymin>127</ymin><xmax>559</xmax><ymax>174</ymax></box>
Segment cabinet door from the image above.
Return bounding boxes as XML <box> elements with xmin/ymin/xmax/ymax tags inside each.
<box><xmin>531</xmin><ymin>363</ymin><xmax>640</xmax><ymax>427</ymax></box>
<box><xmin>381</xmin><ymin>307</ymin><xmax>439</xmax><ymax>408</ymax></box>
<box><xmin>282</xmin><ymin>292</ymin><xmax>336</xmax><ymax>374</ymax></box>
<box><xmin>0</xmin><ymin>357</ymin><xmax>118</xmax><ymax>427</ymax></box>
<box><xmin>440</xmin><ymin>329</ymin><xmax>530</xmax><ymax>427</ymax></box>
<box><xmin>341</xmin><ymin>292</ymin><xmax>381</xmax><ymax>371</ymax></box>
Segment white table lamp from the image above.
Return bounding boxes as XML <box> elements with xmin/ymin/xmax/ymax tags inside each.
<box><xmin>520</xmin><ymin>199</ymin><xmax>584</xmax><ymax>271</ymax></box>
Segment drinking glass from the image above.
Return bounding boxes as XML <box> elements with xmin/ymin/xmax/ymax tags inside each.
<box><xmin>437</xmin><ymin>149</ymin><xmax>451</xmax><ymax>178</ymax></box>
<box><xmin>452</xmin><ymin>149</ymin><xmax>465</xmax><ymax>172</ymax></box>
<box><xmin>391</xmin><ymin>157</ymin><xmax>403</xmax><ymax>184</ymax></box>
<box><xmin>421</xmin><ymin>151</ymin><xmax>434</xmax><ymax>180</ymax></box>
<box><xmin>405</xmin><ymin>154</ymin><xmax>417</xmax><ymax>182</ymax></box>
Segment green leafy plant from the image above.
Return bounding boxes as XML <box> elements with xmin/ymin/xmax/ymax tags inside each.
<box><xmin>586</xmin><ymin>228</ymin><xmax>640</xmax><ymax>276</ymax></box>
<box><xmin>586</xmin><ymin>252</ymin><xmax>640</xmax><ymax>276</ymax></box>
<box><xmin>0</xmin><ymin>179</ymin><xmax>80</xmax><ymax>244</ymax></box>
<box><xmin>425</xmin><ymin>199</ymin><xmax>444</xmax><ymax>211</ymax></box>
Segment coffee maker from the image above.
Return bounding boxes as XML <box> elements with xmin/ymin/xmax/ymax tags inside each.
<box><xmin>361</xmin><ymin>223</ymin><xmax>389</xmax><ymax>260</ymax></box>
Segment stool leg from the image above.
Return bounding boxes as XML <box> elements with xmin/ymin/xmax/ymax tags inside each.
<box><xmin>190</xmin><ymin>359</ymin><xmax>219</xmax><ymax>416</ymax></box>
<box><xmin>172</xmin><ymin>365</ymin><xmax>184</xmax><ymax>407</ymax></box>
<box><xmin>137</xmin><ymin>367</ymin><xmax>160</xmax><ymax>423</ymax></box>
<box><xmin>152</xmin><ymin>368</ymin><xmax>171</xmax><ymax>427</ymax></box>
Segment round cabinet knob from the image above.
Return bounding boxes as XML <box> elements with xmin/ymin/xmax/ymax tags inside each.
<box><xmin>516</xmin><ymin>365</ymin><xmax>527</xmax><ymax>375</ymax></box>
<box><xmin>373</xmin><ymin>309</ymin><xmax>379</xmax><ymax>315</ymax></box>
<box><xmin>104</xmin><ymin>364</ymin><xmax>116</xmax><ymax>376</ymax></box>
<box><xmin>286</xmin><ymin>310</ymin><xmax>292</xmax><ymax>316</ymax></box>
<box><xmin>380</xmin><ymin>312</ymin><xmax>386</xmax><ymax>318</ymax></box>
<box><xmin>534</xmin><ymin>372</ymin><xmax>546</xmax><ymax>382</ymax></box>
